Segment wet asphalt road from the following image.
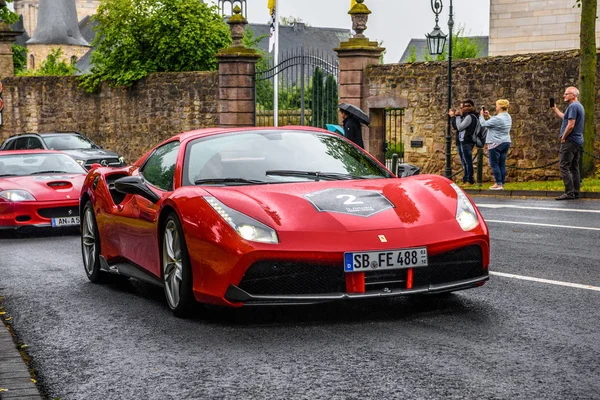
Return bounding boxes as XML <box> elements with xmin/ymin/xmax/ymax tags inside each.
<box><xmin>0</xmin><ymin>196</ymin><xmax>599</xmax><ymax>400</ymax></box>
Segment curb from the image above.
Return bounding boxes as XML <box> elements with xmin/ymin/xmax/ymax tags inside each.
<box><xmin>463</xmin><ymin>189</ymin><xmax>600</xmax><ymax>199</ymax></box>
<box><xmin>0</xmin><ymin>317</ymin><xmax>43</xmax><ymax>400</ymax></box>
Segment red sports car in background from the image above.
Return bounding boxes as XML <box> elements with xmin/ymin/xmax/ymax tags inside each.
<box><xmin>80</xmin><ymin>127</ymin><xmax>490</xmax><ymax>317</ymax></box>
<box><xmin>0</xmin><ymin>150</ymin><xmax>87</xmax><ymax>229</ymax></box>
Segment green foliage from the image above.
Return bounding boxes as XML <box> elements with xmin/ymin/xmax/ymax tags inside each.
<box><xmin>311</xmin><ymin>67</ymin><xmax>324</xmax><ymax>128</ymax></box>
<box><xmin>12</xmin><ymin>43</ymin><xmax>27</xmax><ymax>75</ymax></box>
<box><xmin>406</xmin><ymin>45</ymin><xmax>417</xmax><ymax>63</ymax></box>
<box><xmin>0</xmin><ymin>0</ymin><xmax>18</xmax><ymax>24</ymax></box>
<box><xmin>323</xmin><ymin>74</ymin><xmax>338</xmax><ymax>126</ymax></box>
<box><xmin>18</xmin><ymin>48</ymin><xmax>78</xmax><ymax>76</ymax></box>
<box><xmin>244</xmin><ymin>27</ymin><xmax>272</xmax><ymax>109</ymax></box>
<box><xmin>79</xmin><ymin>0</ymin><xmax>232</xmax><ymax>92</ymax></box>
<box><xmin>385</xmin><ymin>141</ymin><xmax>404</xmax><ymax>159</ymax></box>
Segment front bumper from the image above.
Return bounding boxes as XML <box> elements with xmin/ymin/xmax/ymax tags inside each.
<box><xmin>0</xmin><ymin>200</ymin><xmax>79</xmax><ymax>229</ymax></box>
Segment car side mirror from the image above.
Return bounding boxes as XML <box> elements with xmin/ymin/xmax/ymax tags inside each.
<box><xmin>114</xmin><ymin>176</ymin><xmax>160</xmax><ymax>203</ymax></box>
<box><xmin>397</xmin><ymin>163</ymin><xmax>421</xmax><ymax>178</ymax></box>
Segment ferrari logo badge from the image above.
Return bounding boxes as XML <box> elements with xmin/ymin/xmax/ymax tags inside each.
<box><xmin>378</xmin><ymin>235</ymin><xmax>387</xmax><ymax>243</ymax></box>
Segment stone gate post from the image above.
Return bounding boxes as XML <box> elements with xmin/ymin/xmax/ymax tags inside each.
<box><xmin>334</xmin><ymin>0</ymin><xmax>385</xmax><ymax>161</ymax></box>
<box><xmin>0</xmin><ymin>22</ymin><xmax>22</xmax><ymax>78</ymax></box>
<box><xmin>216</xmin><ymin>6</ymin><xmax>261</xmax><ymax>128</ymax></box>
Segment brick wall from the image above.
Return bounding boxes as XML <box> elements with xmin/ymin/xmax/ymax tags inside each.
<box><xmin>366</xmin><ymin>50</ymin><xmax>599</xmax><ymax>181</ymax></box>
<box><xmin>0</xmin><ymin>72</ymin><xmax>218</xmax><ymax>163</ymax></box>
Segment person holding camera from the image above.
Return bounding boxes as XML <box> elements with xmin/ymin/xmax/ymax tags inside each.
<box><xmin>551</xmin><ymin>86</ymin><xmax>584</xmax><ymax>200</ymax></box>
<box><xmin>449</xmin><ymin>100</ymin><xmax>478</xmax><ymax>185</ymax></box>
<box><xmin>479</xmin><ymin>99</ymin><xmax>512</xmax><ymax>190</ymax></box>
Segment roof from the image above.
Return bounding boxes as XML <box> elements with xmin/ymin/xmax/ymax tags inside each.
<box><xmin>9</xmin><ymin>15</ymin><xmax>30</xmax><ymax>47</ymax></box>
<box><xmin>26</xmin><ymin>0</ymin><xmax>89</xmax><ymax>46</ymax></box>
<box><xmin>398</xmin><ymin>36</ymin><xmax>489</xmax><ymax>63</ymax></box>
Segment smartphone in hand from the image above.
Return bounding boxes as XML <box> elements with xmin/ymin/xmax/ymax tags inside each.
<box><xmin>549</xmin><ymin>97</ymin><xmax>555</xmax><ymax>107</ymax></box>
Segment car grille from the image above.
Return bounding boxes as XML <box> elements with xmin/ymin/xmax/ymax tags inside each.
<box><xmin>412</xmin><ymin>245</ymin><xmax>484</xmax><ymax>287</ymax></box>
<box><xmin>237</xmin><ymin>262</ymin><xmax>345</xmax><ymax>295</ymax></box>
<box><xmin>84</xmin><ymin>158</ymin><xmax>122</xmax><ymax>168</ymax></box>
<box><xmin>237</xmin><ymin>245</ymin><xmax>485</xmax><ymax>296</ymax></box>
<box><xmin>38</xmin><ymin>206</ymin><xmax>79</xmax><ymax>219</ymax></box>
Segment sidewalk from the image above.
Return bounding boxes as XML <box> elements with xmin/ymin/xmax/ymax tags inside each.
<box><xmin>464</xmin><ymin>188</ymin><xmax>600</xmax><ymax>199</ymax></box>
<box><xmin>0</xmin><ymin>317</ymin><xmax>42</xmax><ymax>399</ymax></box>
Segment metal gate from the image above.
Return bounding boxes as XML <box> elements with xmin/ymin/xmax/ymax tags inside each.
<box><xmin>385</xmin><ymin>108</ymin><xmax>405</xmax><ymax>171</ymax></box>
<box><xmin>255</xmin><ymin>48</ymin><xmax>339</xmax><ymax>127</ymax></box>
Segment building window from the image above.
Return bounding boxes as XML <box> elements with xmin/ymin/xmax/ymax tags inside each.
<box><xmin>30</xmin><ymin>54</ymin><xmax>35</xmax><ymax>70</ymax></box>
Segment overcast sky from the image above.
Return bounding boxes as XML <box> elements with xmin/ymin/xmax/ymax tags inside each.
<box><xmin>212</xmin><ymin>0</ymin><xmax>491</xmax><ymax>63</ymax></box>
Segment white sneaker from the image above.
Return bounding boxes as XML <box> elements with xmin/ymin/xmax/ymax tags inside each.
<box><xmin>489</xmin><ymin>184</ymin><xmax>504</xmax><ymax>190</ymax></box>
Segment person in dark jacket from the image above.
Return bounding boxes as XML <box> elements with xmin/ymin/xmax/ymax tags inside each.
<box><xmin>449</xmin><ymin>99</ymin><xmax>478</xmax><ymax>184</ymax></box>
<box><xmin>340</xmin><ymin>109</ymin><xmax>364</xmax><ymax>148</ymax></box>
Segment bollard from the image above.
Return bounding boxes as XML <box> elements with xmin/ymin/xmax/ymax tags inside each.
<box><xmin>476</xmin><ymin>149</ymin><xmax>483</xmax><ymax>185</ymax></box>
<box><xmin>391</xmin><ymin>153</ymin><xmax>398</xmax><ymax>176</ymax></box>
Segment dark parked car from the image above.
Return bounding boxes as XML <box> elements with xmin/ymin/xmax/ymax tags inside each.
<box><xmin>0</xmin><ymin>132</ymin><xmax>125</xmax><ymax>170</ymax></box>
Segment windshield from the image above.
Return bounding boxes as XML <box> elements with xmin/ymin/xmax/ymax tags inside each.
<box><xmin>182</xmin><ymin>130</ymin><xmax>392</xmax><ymax>186</ymax></box>
<box><xmin>0</xmin><ymin>153</ymin><xmax>87</xmax><ymax>176</ymax></box>
<box><xmin>43</xmin><ymin>134</ymin><xmax>98</xmax><ymax>150</ymax></box>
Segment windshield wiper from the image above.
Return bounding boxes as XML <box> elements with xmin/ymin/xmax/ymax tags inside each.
<box><xmin>194</xmin><ymin>178</ymin><xmax>266</xmax><ymax>185</ymax></box>
<box><xmin>265</xmin><ymin>170</ymin><xmax>367</xmax><ymax>181</ymax></box>
<box><xmin>29</xmin><ymin>170</ymin><xmax>68</xmax><ymax>175</ymax></box>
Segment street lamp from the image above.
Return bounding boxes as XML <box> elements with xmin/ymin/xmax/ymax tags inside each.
<box><xmin>426</xmin><ymin>0</ymin><xmax>453</xmax><ymax>179</ymax></box>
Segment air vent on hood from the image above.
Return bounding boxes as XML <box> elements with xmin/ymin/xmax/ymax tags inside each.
<box><xmin>47</xmin><ymin>181</ymin><xmax>73</xmax><ymax>189</ymax></box>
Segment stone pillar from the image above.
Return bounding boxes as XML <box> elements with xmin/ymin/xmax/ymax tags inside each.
<box><xmin>0</xmin><ymin>22</ymin><xmax>22</xmax><ymax>78</ymax></box>
<box><xmin>334</xmin><ymin>0</ymin><xmax>385</xmax><ymax>161</ymax></box>
<box><xmin>216</xmin><ymin>5</ymin><xmax>260</xmax><ymax>128</ymax></box>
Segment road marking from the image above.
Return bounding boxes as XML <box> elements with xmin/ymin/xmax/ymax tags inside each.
<box><xmin>490</xmin><ymin>271</ymin><xmax>600</xmax><ymax>292</ymax></box>
<box><xmin>486</xmin><ymin>219</ymin><xmax>600</xmax><ymax>231</ymax></box>
<box><xmin>478</xmin><ymin>204</ymin><xmax>600</xmax><ymax>213</ymax></box>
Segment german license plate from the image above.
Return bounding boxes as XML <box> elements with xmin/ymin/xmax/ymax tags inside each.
<box><xmin>344</xmin><ymin>247</ymin><xmax>428</xmax><ymax>272</ymax></box>
<box><xmin>51</xmin><ymin>216</ymin><xmax>80</xmax><ymax>227</ymax></box>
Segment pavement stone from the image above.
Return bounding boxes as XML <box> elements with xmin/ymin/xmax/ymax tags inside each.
<box><xmin>0</xmin><ymin>320</ymin><xmax>42</xmax><ymax>400</ymax></box>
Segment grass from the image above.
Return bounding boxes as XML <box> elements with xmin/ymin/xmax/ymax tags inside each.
<box><xmin>459</xmin><ymin>178</ymin><xmax>600</xmax><ymax>192</ymax></box>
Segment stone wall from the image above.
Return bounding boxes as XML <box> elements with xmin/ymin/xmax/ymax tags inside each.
<box><xmin>366</xmin><ymin>50</ymin><xmax>599</xmax><ymax>181</ymax></box>
<box><xmin>0</xmin><ymin>72</ymin><xmax>218</xmax><ymax>162</ymax></box>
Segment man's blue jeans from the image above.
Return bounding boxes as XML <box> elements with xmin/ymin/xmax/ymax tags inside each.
<box><xmin>488</xmin><ymin>142</ymin><xmax>510</xmax><ymax>185</ymax></box>
<box><xmin>458</xmin><ymin>142</ymin><xmax>475</xmax><ymax>183</ymax></box>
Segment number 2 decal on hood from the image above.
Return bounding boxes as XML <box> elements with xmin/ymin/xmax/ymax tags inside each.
<box><xmin>304</xmin><ymin>188</ymin><xmax>394</xmax><ymax>217</ymax></box>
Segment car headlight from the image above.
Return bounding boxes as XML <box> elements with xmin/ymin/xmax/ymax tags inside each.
<box><xmin>0</xmin><ymin>190</ymin><xmax>37</xmax><ymax>202</ymax></box>
<box><xmin>450</xmin><ymin>183</ymin><xmax>479</xmax><ymax>231</ymax></box>
<box><xmin>76</xmin><ymin>159</ymin><xmax>85</xmax><ymax>166</ymax></box>
<box><xmin>204</xmin><ymin>196</ymin><xmax>279</xmax><ymax>244</ymax></box>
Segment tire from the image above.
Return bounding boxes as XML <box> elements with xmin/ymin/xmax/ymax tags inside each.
<box><xmin>161</xmin><ymin>213</ymin><xmax>195</xmax><ymax>318</ymax></box>
<box><xmin>81</xmin><ymin>201</ymin><xmax>107</xmax><ymax>283</ymax></box>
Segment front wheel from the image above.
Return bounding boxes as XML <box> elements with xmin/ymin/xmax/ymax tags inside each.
<box><xmin>81</xmin><ymin>201</ymin><xmax>107</xmax><ymax>283</ymax></box>
<box><xmin>162</xmin><ymin>213</ymin><xmax>195</xmax><ymax>317</ymax></box>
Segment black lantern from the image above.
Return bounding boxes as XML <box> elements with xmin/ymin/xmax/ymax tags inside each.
<box><xmin>426</xmin><ymin>24</ymin><xmax>447</xmax><ymax>56</ymax></box>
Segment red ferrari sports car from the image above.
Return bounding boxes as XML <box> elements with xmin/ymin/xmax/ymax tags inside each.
<box><xmin>80</xmin><ymin>127</ymin><xmax>489</xmax><ymax>317</ymax></box>
<box><xmin>0</xmin><ymin>150</ymin><xmax>87</xmax><ymax>230</ymax></box>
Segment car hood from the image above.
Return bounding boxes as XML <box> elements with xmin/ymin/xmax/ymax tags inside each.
<box><xmin>0</xmin><ymin>174</ymin><xmax>85</xmax><ymax>201</ymax></box>
<box><xmin>61</xmin><ymin>149</ymin><xmax>120</xmax><ymax>160</ymax></box>
<box><xmin>202</xmin><ymin>175</ymin><xmax>461</xmax><ymax>232</ymax></box>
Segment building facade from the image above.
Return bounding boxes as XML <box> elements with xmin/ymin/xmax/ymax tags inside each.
<box><xmin>489</xmin><ymin>0</ymin><xmax>600</xmax><ymax>56</ymax></box>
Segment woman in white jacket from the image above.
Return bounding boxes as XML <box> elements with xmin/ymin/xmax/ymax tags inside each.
<box><xmin>480</xmin><ymin>99</ymin><xmax>512</xmax><ymax>190</ymax></box>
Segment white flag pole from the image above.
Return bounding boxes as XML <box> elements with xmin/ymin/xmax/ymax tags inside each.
<box><xmin>273</xmin><ymin>0</ymin><xmax>279</xmax><ymax>127</ymax></box>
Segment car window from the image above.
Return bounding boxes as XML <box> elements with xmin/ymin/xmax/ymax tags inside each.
<box><xmin>0</xmin><ymin>153</ymin><xmax>86</xmax><ymax>176</ymax></box>
<box><xmin>43</xmin><ymin>134</ymin><xmax>97</xmax><ymax>150</ymax></box>
<box><xmin>2</xmin><ymin>139</ymin><xmax>16</xmax><ymax>150</ymax></box>
<box><xmin>183</xmin><ymin>130</ymin><xmax>392</xmax><ymax>186</ymax></box>
<box><xmin>14</xmin><ymin>137</ymin><xmax>29</xmax><ymax>149</ymax></box>
<box><xmin>141</xmin><ymin>141</ymin><xmax>180</xmax><ymax>191</ymax></box>
<box><xmin>27</xmin><ymin>138</ymin><xmax>44</xmax><ymax>149</ymax></box>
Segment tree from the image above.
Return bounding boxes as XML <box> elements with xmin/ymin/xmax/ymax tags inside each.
<box><xmin>311</xmin><ymin>67</ymin><xmax>324</xmax><ymax>127</ymax></box>
<box><xmin>12</xmin><ymin>43</ymin><xmax>27</xmax><ymax>74</ymax></box>
<box><xmin>0</xmin><ymin>0</ymin><xmax>18</xmax><ymax>25</ymax></box>
<box><xmin>406</xmin><ymin>45</ymin><xmax>417</xmax><ymax>63</ymax></box>
<box><xmin>19</xmin><ymin>48</ymin><xmax>78</xmax><ymax>76</ymax></box>
<box><xmin>576</xmin><ymin>0</ymin><xmax>596</xmax><ymax>177</ymax></box>
<box><xmin>79</xmin><ymin>0</ymin><xmax>232</xmax><ymax>92</ymax></box>
<box><xmin>323</xmin><ymin>73</ymin><xmax>338</xmax><ymax>125</ymax></box>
